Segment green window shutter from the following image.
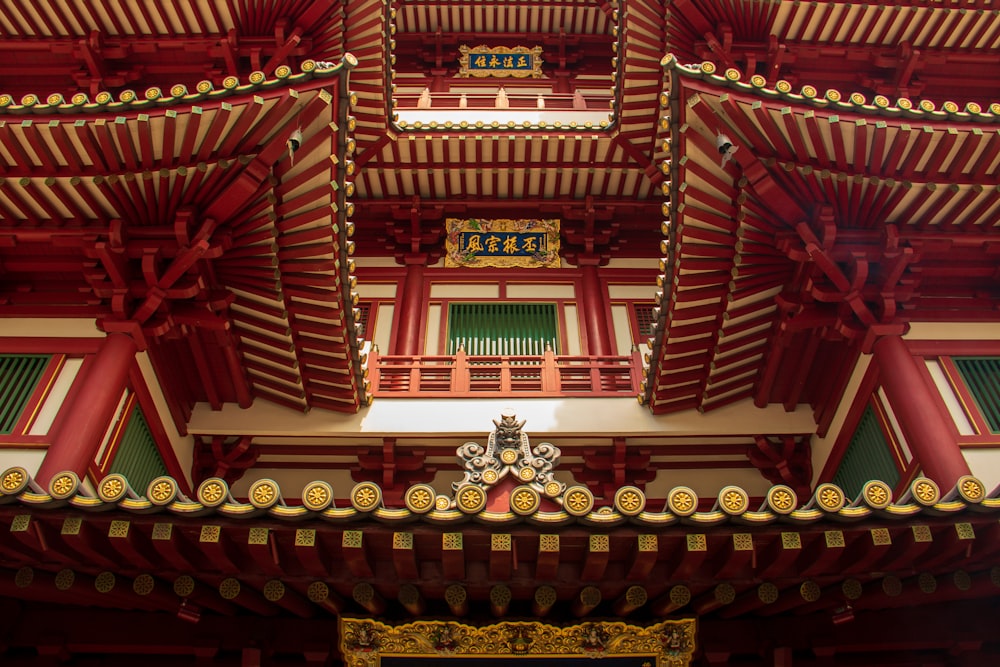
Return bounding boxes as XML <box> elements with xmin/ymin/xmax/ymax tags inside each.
<box><xmin>447</xmin><ymin>303</ymin><xmax>559</xmax><ymax>355</ymax></box>
<box><xmin>0</xmin><ymin>355</ymin><xmax>50</xmax><ymax>434</ymax></box>
<box><xmin>108</xmin><ymin>406</ymin><xmax>168</xmax><ymax>494</ymax></box>
<box><xmin>953</xmin><ymin>357</ymin><xmax>1000</xmax><ymax>433</ymax></box>
<box><xmin>833</xmin><ymin>404</ymin><xmax>900</xmax><ymax>498</ymax></box>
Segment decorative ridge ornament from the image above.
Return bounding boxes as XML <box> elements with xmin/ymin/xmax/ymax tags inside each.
<box><xmin>452</xmin><ymin>411</ymin><xmax>566</xmax><ymax>504</ymax></box>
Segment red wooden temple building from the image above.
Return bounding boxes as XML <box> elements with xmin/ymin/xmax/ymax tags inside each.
<box><xmin>0</xmin><ymin>1</ymin><xmax>998</xmax><ymax>665</ymax></box>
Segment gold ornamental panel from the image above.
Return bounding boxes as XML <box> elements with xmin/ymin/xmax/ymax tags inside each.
<box><xmin>340</xmin><ymin>618</ymin><xmax>696</xmax><ymax>666</ymax></box>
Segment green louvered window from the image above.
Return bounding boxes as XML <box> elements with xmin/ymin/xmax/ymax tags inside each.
<box><xmin>447</xmin><ymin>303</ymin><xmax>559</xmax><ymax>355</ymax></box>
<box><xmin>108</xmin><ymin>407</ymin><xmax>168</xmax><ymax>494</ymax></box>
<box><xmin>953</xmin><ymin>357</ymin><xmax>1000</xmax><ymax>433</ymax></box>
<box><xmin>833</xmin><ymin>404</ymin><xmax>900</xmax><ymax>498</ymax></box>
<box><xmin>0</xmin><ymin>355</ymin><xmax>50</xmax><ymax>434</ymax></box>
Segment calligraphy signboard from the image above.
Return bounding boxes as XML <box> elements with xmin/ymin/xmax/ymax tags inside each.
<box><xmin>459</xmin><ymin>46</ymin><xmax>544</xmax><ymax>79</ymax></box>
<box><xmin>341</xmin><ymin>619</ymin><xmax>696</xmax><ymax>667</ymax></box>
<box><xmin>445</xmin><ymin>219</ymin><xmax>560</xmax><ymax>269</ymax></box>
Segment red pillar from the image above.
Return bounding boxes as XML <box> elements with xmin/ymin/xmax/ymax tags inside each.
<box><xmin>393</xmin><ymin>254</ymin><xmax>427</xmax><ymax>356</ymax></box>
<box><xmin>578</xmin><ymin>258</ymin><xmax>614</xmax><ymax>356</ymax></box>
<box><xmin>36</xmin><ymin>333</ymin><xmax>137</xmax><ymax>486</ymax></box>
<box><xmin>872</xmin><ymin>335</ymin><xmax>971</xmax><ymax>489</ymax></box>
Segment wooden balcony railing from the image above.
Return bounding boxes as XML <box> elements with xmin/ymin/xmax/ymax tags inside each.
<box><xmin>369</xmin><ymin>348</ymin><xmax>643</xmax><ymax>398</ymax></box>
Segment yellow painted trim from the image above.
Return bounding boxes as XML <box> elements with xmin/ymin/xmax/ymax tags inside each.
<box><xmin>20</xmin><ymin>355</ymin><xmax>65</xmax><ymax>435</ymax></box>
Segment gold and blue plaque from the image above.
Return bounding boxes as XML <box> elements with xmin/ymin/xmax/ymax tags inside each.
<box><xmin>445</xmin><ymin>219</ymin><xmax>560</xmax><ymax>269</ymax></box>
<box><xmin>459</xmin><ymin>45</ymin><xmax>544</xmax><ymax>79</ymax></box>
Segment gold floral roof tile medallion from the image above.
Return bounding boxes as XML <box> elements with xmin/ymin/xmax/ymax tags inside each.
<box><xmin>0</xmin><ymin>466</ymin><xmax>29</xmax><ymax>495</ymax></box>
<box><xmin>814</xmin><ymin>483</ymin><xmax>846</xmax><ymax>513</ymax></box>
<box><xmin>957</xmin><ymin>475</ymin><xmax>985</xmax><ymax>504</ymax></box>
<box><xmin>133</xmin><ymin>574</ymin><xmax>155</xmax><ymax>596</ymax></box>
<box><xmin>404</xmin><ymin>484</ymin><xmax>435</xmax><ymax>514</ymax></box>
<box><xmin>862</xmin><ymin>480</ymin><xmax>892</xmax><ymax>510</ymax></box>
<box><xmin>517</xmin><ymin>466</ymin><xmax>536</xmax><ymax>482</ymax></box>
<box><xmin>482</xmin><ymin>469</ymin><xmax>500</xmax><ymax>484</ymax></box>
<box><xmin>614</xmin><ymin>486</ymin><xmax>646</xmax><ymax>517</ymax></box>
<box><xmin>668</xmin><ymin>486</ymin><xmax>698</xmax><ymax>517</ymax></box>
<box><xmin>98</xmin><ymin>474</ymin><xmax>129</xmax><ymax>503</ymax></box>
<box><xmin>563</xmin><ymin>485</ymin><xmax>595</xmax><ymax>517</ymax></box>
<box><xmin>197</xmin><ymin>477</ymin><xmax>229</xmax><ymax>508</ymax></box>
<box><xmin>718</xmin><ymin>485</ymin><xmax>749</xmax><ymax>516</ymax></box>
<box><xmin>456</xmin><ymin>484</ymin><xmax>487</xmax><ymax>514</ymax></box>
<box><xmin>49</xmin><ymin>471</ymin><xmax>80</xmax><ymax>500</ymax></box>
<box><xmin>174</xmin><ymin>575</ymin><xmax>195</xmax><ymax>597</ymax></box>
<box><xmin>302</xmin><ymin>481</ymin><xmax>334</xmax><ymax>511</ymax></box>
<box><xmin>219</xmin><ymin>577</ymin><xmax>241</xmax><ymax>600</ymax></box>
<box><xmin>543</xmin><ymin>480</ymin><xmax>562</xmax><ymax>498</ymax></box>
<box><xmin>910</xmin><ymin>477</ymin><xmax>940</xmax><ymax>506</ymax></box>
<box><xmin>351</xmin><ymin>482</ymin><xmax>382</xmax><ymax>512</ymax></box>
<box><xmin>766</xmin><ymin>485</ymin><xmax>797</xmax><ymax>515</ymax></box>
<box><xmin>55</xmin><ymin>569</ymin><xmax>75</xmax><ymax>591</ymax></box>
<box><xmin>435</xmin><ymin>494</ymin><xmax>452</xmax><ymax>511</ymax></box>
<box><xmin>147</xmin><ymin>476</ymin><xmax>178</xmax><ymax>506</ymax></box>
<box><xmin>510</xmin><ymin>485</ymin><xmax>540</xmax><ymax>516</ymax></box>
<box><xmin>500</xmin><ymin>449</ymin><xmax>519</xmax><ymax>465</ymax></box>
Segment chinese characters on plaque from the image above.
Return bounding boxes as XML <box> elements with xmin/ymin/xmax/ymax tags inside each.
<box><xmin>445</xmin><ymin>219</ymin><xmax>561</xmax><ymax>269</ymax></box>
<box><xmin>458</xmin><ymin>45</ymin><xmax>544</xmax><ymax>79</ymax></box>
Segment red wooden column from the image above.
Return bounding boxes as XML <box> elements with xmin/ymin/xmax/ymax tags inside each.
<box><xmin>578</xmin><ymin>256</ymin><xmax>614</xmax><ymax>356</ymax></box>
<box><xmin>36</xmin><ymin>333</ymin><xmax>137</xmax><ymax>486</ymax></box>
<box><xmin>872</xmin><ymin>335</ymin><xmax>971</xmax><ymax>489</ymax></box>
<box><xmin>393</xmin><ymin>253</ymin><xmax>427</xmax><ymax>356</ymax></box>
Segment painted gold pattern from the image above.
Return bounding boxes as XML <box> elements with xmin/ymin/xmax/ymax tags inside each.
<box><xmin>197</xmin><ymin>478</ymin><xmax>227</xmax><ymax>507</ymax></box>
<box><xmin>99</xmin><ymin>474</ymin><xmax>128</xmax><ymax>503</ymax></box>
<box><xmin>95</xmin><ymin>572</ymin><xmax>115</xmax><ymax>593</ymax></box>
<box><xmin>511</xmin><ymin>486</ymin><xmax>540</xmax><ymax>515</ymax></box>
<box><xmin>590</xmin><ymin>535</ymin><xmax>610</xmax><ymax>552</ymax></box>
<box><xmin>670</xmin><ymin>585</ymin><xmax>691</xmax><ymax>606</ymax></box>
<box><xmin>264</xmin><ymin>580</ymin><xmax>285</xmax><ymax>601</ymax></box>
<box><xmin>308</xmin><ymin>581</ymin><xmax>330</xmax><ymax>603</ymax></box>
<box><xmin>955</xmin><ymin>522</ymin><xmax>975</xmax><ymax>540</ymax></box>
<box><xmin>492</xmin><ymin>533</ymin><xmax>512</xmax><ymax>551</ymax></box>
<box><xmin>815</xmin><ymin>483</ymin><xmax>845</xmax><ymax>512</ymax></box>
<box><xmin>714</xmin><ymin>583</ymin><xmax>735</xmax><ymax>605</ymax></box>
<box><xmin>911</xmin><ymin>478</ymin><xmax>940</xmax><ymax>506</ymax></box>
<box><xmin>842</xmin><ymin>579</ymin><xmax>862</xmax><ymax>600</ymax></box>
<box><xmin>152</xmin><ymin>523</ymin><xmax>172</xmax><ymax>541</ymax></box>
<box><xmin>248</xmin><ymin>527</ymin><xmax>268</xmax><ymax>545</ymax></box>
<box><xmin>954</xmin><ymin>570</ymin><xmax>971</xmax><ymax>591</ymax></box>
<box><xmin>615</xmin><ymin>486</ymin><xmax>646</xmax><ymax>516</ymax></box>
<box><xmin>394</xmin><ymin>532</ymin><xmax>413</xmax><ymax>550</ymax></box>
<box><xmin>61</xmin><ymin>517</ymin><xmax>81</xmax><ymax>535</ymax></box>
<box><xmin>108</xmin><ymin>520</ymin><xmax>129</xmax><ymax>538</ymax></box>
<box><xmin>882</xmin><ymin>575</ymin><xmax>902</xmax><ymax>597</ymax></box>
<box><xmin>133</xmin><ymin>574</ymin><xmax>154</xmax><ymax>596</ymax></box>
<box><xmin>638</xmin><ymin>535</ymin><xmax>657</xmax><ymax>552</ymax></box>
<box><xmin>718</xmin><ymin>486</ymin><xmax>748</xmax><ymax>515</ymax></box>
<box><xmin>174</xmin><ymin>575</ymin><xmax>195</xmax><ymax>597</ymax></box>
<box><xmin>669</xmin><ymin>487</ymin><xmax>697</xmax><ymax>516</ymax></box>
<box><xmin>825</xmin><ymin>531</ymin><xmax>845</xmax><ymax>548</ymax></box>
<box><xmin>14</xmin><ymin>567</ymin><xmax>32</xmax><ymax>588</ymax></box>
<box><xmin>687</xmin><ymin>534</ymin><xmax>706</xmax><ymax>552</ymax></box>
<box><xmin>55</xmin><ymin>569</ymin><xmax>74</xmax><ymax>591</ymax></box>
<box><xmin>340</xmin><ymin>618</ymin><xmax>695</xmax><ymax>666</ymax></box>
<box><xmin>539</xmin><ymin>534</ymin><xmax>559</xmax><ymax>552</ymax></box>
<box><xmin>800</xmin><ymin>581</ymin><xmax>821</xmax><ymax>602</ymax></box>
<box><xmin>871</xmin><ymin>528</ymin><xmax>891</xmax><ymax>546</ymax></box>
<box><xmin>351</xmin><ymin>482</ymin><xmax>381</xmax><ymax>511</ymax></box>
<box><xmin>147</xmin><ymin>476</ymin><xmax>177</xmax><ymax>505</ymax></box>
<box><xmin>958</xmin><ymin>476</ymin><xmax>985</xmax><ymax>503</ymax></box>
<box><xmin>457</xmin><ymin>485</ymin><xmax>487</xmax><ymax>513</ymax></box>
<box><xmin>757</xmin><ymin>583</ymin><xmax>778</xmax><ymax>604</ymax></box>
<box><xmin>249</xmin><ymin>479</ymin><xmax>279</xmax><ymax>508</ymax></box>
<box><xmin>296</xmin><ymin>529</ymin><xmax>316</xmax><ymax>547</ymax></box>
<box><xmin>862</xmin><ymin>481</ymin><xmax>891</xmax><ymax>509</ymax></box>
<box><xmin>1</xmin><ymin>467</ymin><xmax>27</xmax><ymax>494</ymax></box>
<box><xmin>200</xmin><ymin>525</ymin><xmax>221</xmax><ymax>543</ymax></box>
<box><xmin>443</xmin><ymin>533</ymin><xmax>463</xmax><ymax>550</ymax></box>
<box><xmin>918</xmin><ymin>572</ymin><xmax>936</xmax><ymax>594</ymax></box>
<box><xmin>766</xmin><ymin>485</ymin><xmax>796</xmax><ymax>514</ymax></box>
<box><xmin>302</xmin><ymin>481</ymin><xmax>333</xmax><ymax>512</ymax></box>
<box><xmin>405</xmin><ymin>485</ymin><xmax>434</xmax><ymax>513</ymax></box>
<box><xmin>781</xmin><ymin>532</ymin><xmax>801</xmax><ymax>550</ymax></box>
<box><xmin>50</xmin><ymin>472</ymin><xmax>79</xmax><ymax>499</ymax></box>
<box><xmin>733</xmin><ymin>533</ymin><xmax>753</xmax><ymax>551</ymax></box>
<box><xmin>343</xmin><ymin>531</ymin><xmax>363</xmax><ymax>548</ymax></box>
<box><xmin>219</xmin><ymin>578</ymin><xmax>240</xmax><ymax>600</ymax></box>
<box><xmin>912</xmin><ymin>525</ymin><xmax>933</xmax><ymax>543</ymax></box>
<box><xmin>563</xmin><ymin>486</ymin><xmax>594</xmax><ymax>516</ymax></box>
<box><xmin>11</xmin><ymin>515</ymin><xmax>30</xmax><ymax>532</ymax></box>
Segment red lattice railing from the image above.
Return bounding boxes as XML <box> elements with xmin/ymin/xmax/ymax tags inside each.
<box><xmin>369</xmin><ymin>348</ymin><xmax>642</xmax><ymax>398</ymax></box>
